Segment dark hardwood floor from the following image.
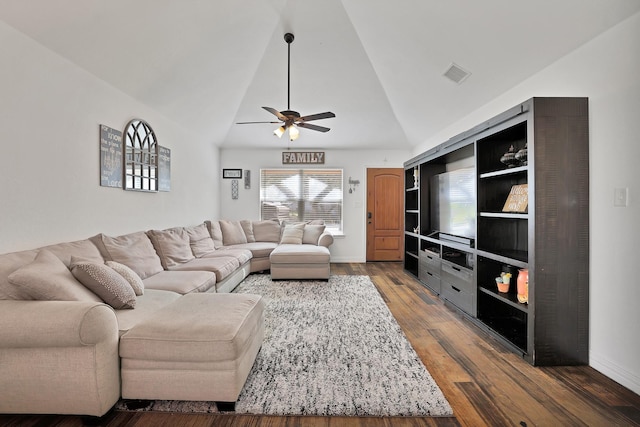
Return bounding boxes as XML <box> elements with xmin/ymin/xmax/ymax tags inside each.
<box><xmin>2</xmin><ymin>262</ymin><xmax>639</xmax><ymax>427</ymax></box>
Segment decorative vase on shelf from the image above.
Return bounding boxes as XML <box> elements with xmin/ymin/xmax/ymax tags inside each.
<box><xmin>517</xmin><ymin>269</ymin><xmax>529</xmax><ymax>303</ymax></box>
<box><xmin>500</xmin><ymin>145</ymin><xmax>519</xmax><ymax>168</ymax></box>
<box><xmin>515</xmin><ymin>142</ymin><xmax>528</xmax><ymax>166</ymax></box>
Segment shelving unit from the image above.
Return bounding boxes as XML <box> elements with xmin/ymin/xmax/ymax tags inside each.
<box><xmin>403</xmin><ymin>97</ymin><xmax>589</xmax><ymax>366</ymax></box>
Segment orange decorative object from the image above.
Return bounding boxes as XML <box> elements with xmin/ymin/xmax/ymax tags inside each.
<box><xmin>517</xmin><ymin>269</ymin><xmax>529</xmax><ymax>303</ymax></box>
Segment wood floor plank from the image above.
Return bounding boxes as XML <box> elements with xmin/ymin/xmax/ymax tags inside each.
<box><xmin>2</xmin><ymin>262</ymin><xmax>639</xmax><ymax>427</ymax></box>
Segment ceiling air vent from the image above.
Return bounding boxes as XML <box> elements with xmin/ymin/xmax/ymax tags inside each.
<box><xmin>443</xmin><ymin>63</ymin><xmax>471</xmax><ymax>84</ymax></box>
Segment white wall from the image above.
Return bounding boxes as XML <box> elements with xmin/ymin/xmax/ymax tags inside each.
<box><xmin>414</xmin><ymin>12</ymin><xmax>640</xmax><ymax>394</ymax></box>
<box><xmin>0</xmin><ymin>21</ymin><xmax>220</xmax><ymax>254</ymax></box>
<box><xmin>219</xmin><ymin>148</ymin><xmax>411</xmax><ymax>262</ymax></box>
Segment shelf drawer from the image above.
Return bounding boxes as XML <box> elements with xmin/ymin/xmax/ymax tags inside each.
<box><xmin>419</xmin><ymin>269</ymin><xmax>441</xmax><ymax>294</ymax></box>
<box><xmin>441</xmin><ymin>260</ymin><xmax>473</xmax><ymax>293</ymax></box>
<box><xmin>441</xmin><ymin>279</ymin><xmax>473</xmax><ymax>314</ymax></box>
<box><xmin>419</xmin><ymin>250</ymin><xmax>441</xmax><ymax>269</ymax></box>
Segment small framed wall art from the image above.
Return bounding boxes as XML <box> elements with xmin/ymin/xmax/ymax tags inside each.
<box><xmin>223</xmin><ymin>169</ymin><xmax>243</xmax><ymax>179</ymax></box>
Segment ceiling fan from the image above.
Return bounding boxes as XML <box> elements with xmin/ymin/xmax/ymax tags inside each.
<box><xmin>236</xmin><ymin>33</ymin><xmax>335</xmax><ymax>141</ymax></box>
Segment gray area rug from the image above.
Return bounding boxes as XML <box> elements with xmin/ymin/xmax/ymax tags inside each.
<box><xmin>117</xmin><ymin>274</ymin><xmax>453</xmax><ymax>417</ymax></box>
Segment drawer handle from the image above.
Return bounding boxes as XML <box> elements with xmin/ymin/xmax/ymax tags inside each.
<box><xmin>427</xmin><ymin>256</ymin><xmax>433</xmax><ymax>260</ymax></box>
<box><xmin>452</xmin><ymin>266</ymin><xmax>461</xmax><ymax>272</ymax></box>
<box><xmin>452</xmin><ymin>286</ymin><xmax>461</xmax><ymax>292</ymax></box>
<box><xmin>427</xmin><ymin>272</ymin><xmax>433</xmax><ymax>277</ymax></box>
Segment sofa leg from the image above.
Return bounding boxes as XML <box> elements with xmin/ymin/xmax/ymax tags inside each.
<box><xmin>216</xmin><ymin>401</ymin><xmax>236</xmax><ymax>412</ymax></box>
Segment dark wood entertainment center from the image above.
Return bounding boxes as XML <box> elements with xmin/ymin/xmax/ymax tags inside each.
<box><xmin>404</xmin><ymin>97</ymin><xmax>589</xmax><ymax>366</ymax></box>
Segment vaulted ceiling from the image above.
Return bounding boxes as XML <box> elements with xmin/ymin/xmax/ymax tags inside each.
<box><xmin>1</xmin><ymin>0</ymin><xmax>639</xmax><ymax>150</ymax></box>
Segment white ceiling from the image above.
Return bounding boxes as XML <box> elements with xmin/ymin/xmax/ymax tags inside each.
<box><xmin>2</xmin><ymin>0</ymin><xmax>639</xmax><ymax>150</ymax></box>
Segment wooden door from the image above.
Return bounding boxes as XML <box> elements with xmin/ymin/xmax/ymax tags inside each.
<box><xmin>366</xmin><ymin>168</ymin><xmax>404</xmax><ymax>261</ymax></box>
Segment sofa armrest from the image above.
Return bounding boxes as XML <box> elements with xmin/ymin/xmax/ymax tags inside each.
<box><xmin>318</xmin><ymin>231</ymin><xmax>334</xmax><ymax>248</ymax></box>
<box><xmin>0</xmin><ymin>300</ymin><xmax>121</xmax><ymax>416</ymax></box>
<box><xmin>0</xmin><ymin>300</ymin><xmax>117</xmax><ymax>348</ymax></box>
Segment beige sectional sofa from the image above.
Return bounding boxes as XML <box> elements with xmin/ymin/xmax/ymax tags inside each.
<box><xmin>0</xmin><ymin>219</ymin><xmax>333</xmax><ymax>416</ymax></box>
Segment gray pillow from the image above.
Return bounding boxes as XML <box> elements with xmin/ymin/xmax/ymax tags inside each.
<box><xmin>280</xmin><ymin>223</ymin><xmax>305</xmax><ymax>244</ymax></box>
<box><xmin>206</xmin><ymin>220</ymin><xmax>224</xmax><ymax>248</ymax></box>
<box><xmin>252</xmin><ymin>220</ymin><xmax>282</xmax><ymax>242</ymax></box>
<box><xmin>147</xmin><ymin>228</ymin><xmax>195</xmax><ymax>269</ymax></box>
<box><xmin>70</xmin><ymin>258</ymin><xmax>136</xmax><ymax>309</ymax></box>
<box><xmin>184</xmin><ymin>223</ymin><xmax>217</xmax><ymax>257</ymax></box>
<box><xmin>219</xmin><ymin>220</ymin><xmax>248</xmax><ymax>245</ymax></box>
<box><xmin>99</xmin><ymin>232</ymin><xmax>164</xmax><ymax>279</ymax></box>
<box><xmin>241</xmin><ymin>220</ymin><xmax>256</xmax><ymax>243</ymax></box>
<box><xmin>302</xmin><ymin>224</ymin><xmax>326</xmax><ymax>245</ymax></box>
<box><xmin>106</xmin><ymin>261</ymin><xmax>144</xmax><ymax>296</ymax></box>
<box><xmin>7</xmin><ymin>250</ymin><xmax>102</xmax><ymax>302</ymax></box>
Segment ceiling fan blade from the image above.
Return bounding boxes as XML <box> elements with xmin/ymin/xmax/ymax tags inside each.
<box><xmin>236</xmin><ymin>121</ymin><xmax>282</xmax><ymax>124</ymax></box>
<box><xmin>297</xmin><ymin>122</ymin><xmax>331</xmax><ymax>133</ymax></box>
<box><xmin>298</xmin><ymin>111</ymin><xmax>336</xmax><ymax>122</ymax></box>
<box><xmin>262</xmin><ymin>106</ymin><xmax>287</xmax><ymax>121</ymax></box>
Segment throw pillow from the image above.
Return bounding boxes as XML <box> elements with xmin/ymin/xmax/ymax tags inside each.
<box><xmin>184</xmin><ymin>223</ymin><xmax>217</xmax><ymax>257</ymax></box>
<box><xmin>99</xmin><ymin>232</ymin><xmax>164</xmax><ymax>279</ymax></box>
<box><xmin>105</xmin><ymin>261</ymin><xmax>144</xmax><ymax>296</ymax></box>
<box><xmin>70</xmin><ymin>258</ymin><xmax>136</xmax><ymax>309</ymax></box>
<box><xmin>252</xmin><ymin>220</ymin><xmax>282</xmax><ymax>242</ymax></box>
<box><xmin>205</xmin><ymin>220</ymin><xmax>224</xmax><ymax>248</ymax></box>
<box><xmin>241</xmin><ymin>220</ymin><xmax>256</xmax><ymax>243</ymax></box>
<box><xmin>147</xmin><ymin>228</ymin><xmax>195</xmax><ymax>269</ymax></box>
<box><xmin>302</xmin><ymin>224</ymin><xmax>326</xmax><ymax>244</ymax></box>
<box><xmin>219</xmin><ymin>220</ymin><xmax>248</xmax><ymax>245</ymax></box>
<box><xmin>280</xmin><ymin>223</ymin><xmax>305</xmax><ymax>244</ymax></box>
<box><xmin>7</xmin><ymin>250</ymin><xmax>102</xmax><ymax>302</ymax></box>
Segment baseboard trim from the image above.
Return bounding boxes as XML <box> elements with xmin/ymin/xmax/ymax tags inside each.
<box><xmin>590</xmin><ymin>351</ymin><xmax>640</xmax><ymax>395</ymax></box>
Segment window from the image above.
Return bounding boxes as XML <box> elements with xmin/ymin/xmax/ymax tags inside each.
<box><xmin>260</xmin><ymin>169</ymin><xmax>343</xmax><ymax>232</ymax></box>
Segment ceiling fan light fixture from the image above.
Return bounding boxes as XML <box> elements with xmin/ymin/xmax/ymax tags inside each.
<box><xmin>289</xmin><ymin>125</ymin><xmax>300</xmax><ymax>141</ymax></box>
<box><xmin>274</xmin><ymin>126</ymin><xmax>285</xmax><ymax>138</ymax></box>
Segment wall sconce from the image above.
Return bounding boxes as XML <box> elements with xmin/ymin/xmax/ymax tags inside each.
<box><xmin>348</xmin><ymin>177</ymin><xmax>360</xmax><ymax>193</ymax></box>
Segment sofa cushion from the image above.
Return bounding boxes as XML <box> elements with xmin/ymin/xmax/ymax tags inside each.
<box><xmin>205</xmin><ymin>220</ymin><xmax>224</xmax><ymax>248</ymax></box>
<box><xmin>7</xmin><ymin>250</ymin><xmax>102</xmax><ymax>302</ymax></box>
<box><xmin>95</xmin><ymin>232</ymin><xmax>164</xmax><ymax>280</ymax></box>
<box><xmin>224</xmin><ymin>242</ymin><xmax>278</xmax><ymax>259</ymax></box>
<box><xmin>142</xmin><ymin>270</ymin><xmax>216</xmax><ymax>294</ymax></box>
<box><xmin>302</xmin><ymin>224</ymin><xmax>326</xmax><ymax>245</ymax></box>
<box><xmin>119</xmin><ymin>293</ymin><xmax>264</xmax><ymax>363</ymax></box>
<box><xmin>70</xmin><ymin>258</ymin><xmax>136</xmax><ymax>309</ymax></box>
<box><xmin>169</xmin><ymin>257</ymin><xmax>240</xmax><ymax>282</ymax></box>
<box><xmin>252</xmin><ymin>220</ymin><xmax>282</xmax><ymax>243</ymax></box>
<box><xmin>270</xmin><ymin>244</ymin><xmax>331</xmax><ymax>264</ymax></box>
<box><xmin>184</xmin><ymin>223</ymin><xmax>217</xmax><ymax>257</ymax></box>
<box><xmin>202</xmin><ymin>248</ymin><xmax>252</xmax><ymax>265</ymax></box>
<box><xmin>219</xmin><ymin>220</ymin><xmax>248</xmax><ymax>245</ymax></box>
<box><xmin>114</xmin><ymin>289</ymin><xmax>181</xmax><ymax>336</ymax></box>
<box><xmin>280</xmin><ymin>223</ymin><xmax>305</xmax><ymax>244</ymax></box>
<box><xmin>240</xmin><ymin>220</ymin><xmax>256</xmax><ymax>243</ymax></box>
<box><xmin>106</xmin><ymin>261</ymin><xmax>144</xmax><ymax>296</ymax></box>
<box><xmin>147</xmin><ymin>228</ymin><xmax>195</xmax><ymax>269</ymax></box>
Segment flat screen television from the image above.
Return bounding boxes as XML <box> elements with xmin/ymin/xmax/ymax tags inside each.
<box><xmin>430</xmin><ymin>167</ymin><xmax>476</xmax><ymax>242</ymax></box>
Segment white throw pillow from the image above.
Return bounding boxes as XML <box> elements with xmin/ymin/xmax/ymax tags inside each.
<box><xmin>106</xmin><ymin>260</ymin><xmax>144</xmax><ymax>296</ymax></box>
<box><xmin>280</xmin><ymin>223</ymin><xmax>305</xmax><ymax>244</ymax></box>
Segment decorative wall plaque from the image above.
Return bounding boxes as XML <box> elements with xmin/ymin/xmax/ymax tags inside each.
<box><xmin>158</xmin><ymin>146</ymin><xmax>171</xmax><ymax>192</ymax></box>
<box><xmin>99</xmin><ymin>125</ymin><xmax>123</xmax><ymax>188</ymax></box>
<box><xmin>282</xmin><ymin>151</ymin><xmax>325</xmax><ymax>164</ymax></box>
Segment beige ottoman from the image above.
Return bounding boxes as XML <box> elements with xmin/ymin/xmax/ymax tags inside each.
<box><xmin>270</xmin><ymin>244</ymin><xmax>331</xmax><ymax>280</ymax></box>
<box><xmin>119</xmin><ymin>293</ymin><xmax>264</xmax><ymax>408</ymax></box>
